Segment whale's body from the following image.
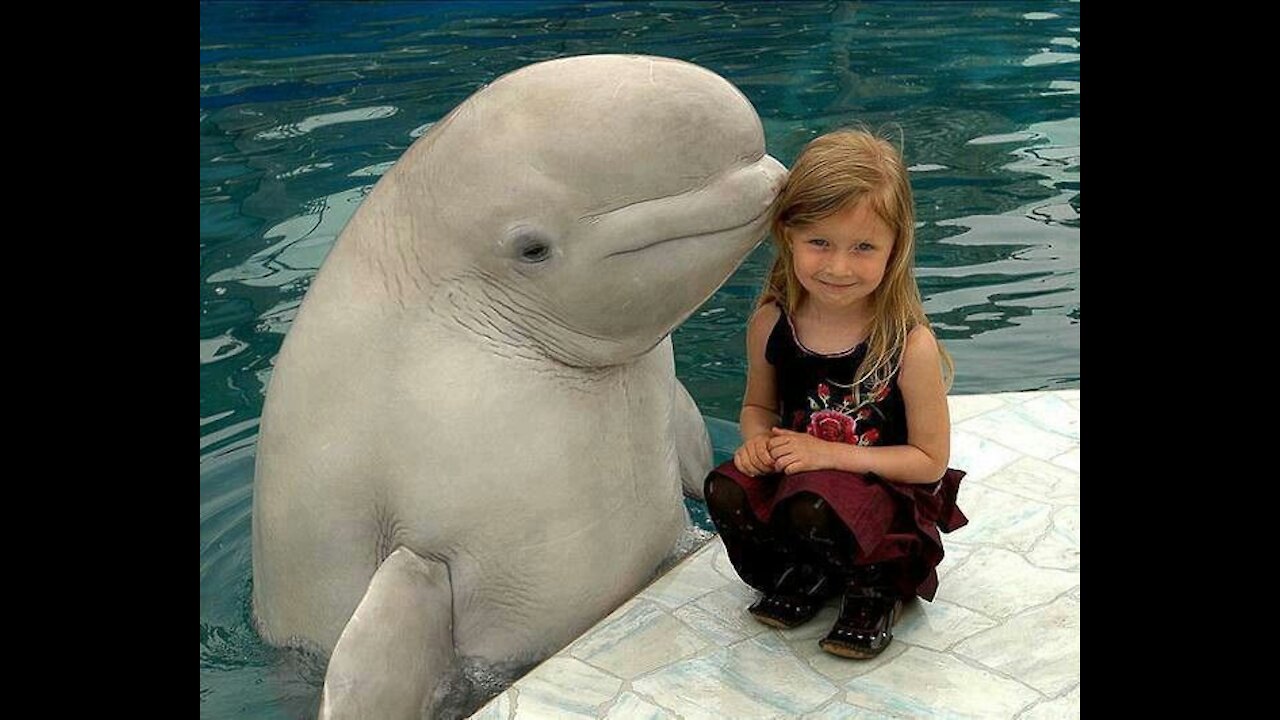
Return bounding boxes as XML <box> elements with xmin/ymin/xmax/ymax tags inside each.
<box><xmin>251</xmin><ymin>54</ymin><xmax>785</xmax><ymax>717</ymax></box>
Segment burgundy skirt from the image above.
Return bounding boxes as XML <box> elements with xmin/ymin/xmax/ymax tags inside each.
<box><xmin>710</xmin><ymin>460</ymin><xmax>968</xmax><ymax>600</ymax></box>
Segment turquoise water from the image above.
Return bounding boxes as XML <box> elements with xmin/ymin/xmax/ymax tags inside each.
<box><xmin>200</xmin><ymin>2</ymin><xmax>1079</xmax><ymax>716</ymax></box>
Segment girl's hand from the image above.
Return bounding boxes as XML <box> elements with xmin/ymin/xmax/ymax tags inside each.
<box><xmin>767</xmin><ymin>427</ymin><xmax>841</xmax><ymax>475</ymax></box>
<box><xmin>733</xmin><ymin>434</ymin><xmax>776</xmax><ymax>477</ymax></box>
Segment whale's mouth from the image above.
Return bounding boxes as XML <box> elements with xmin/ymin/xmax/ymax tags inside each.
<box><xmin>587</xmin><ymin>154</ymin><xmax>785</xmax><ymax>261</ymax></box>
<box><xmin>602</xmin><ymin>204</ymin><xmax>771</xmax><ymax>259</ymax></box>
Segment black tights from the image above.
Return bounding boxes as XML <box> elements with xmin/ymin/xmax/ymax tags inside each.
<box><xmin>704</xmin><ymin>472</ymin><xmax>861</xmax><ymax>599</ymax></box>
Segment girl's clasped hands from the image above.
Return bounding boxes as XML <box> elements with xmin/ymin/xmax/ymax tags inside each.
<box><xmin>733</xmin><ymin>428</ymin><xmax>844</xmax><ymax>477</ymax></box>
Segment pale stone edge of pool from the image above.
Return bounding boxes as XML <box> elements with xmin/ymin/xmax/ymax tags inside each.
<box><xmin>469</xmin><ymin>390</ymin><xmax>1080</xmax><ymax>720</ymax></box>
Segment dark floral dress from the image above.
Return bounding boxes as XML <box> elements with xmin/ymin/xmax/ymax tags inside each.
<box><xmin>708</xmin><ymin>305</ymin><xmax>967</xmax><ymax>601</ymax></box>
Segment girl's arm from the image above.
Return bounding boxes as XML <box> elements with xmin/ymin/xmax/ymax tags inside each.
<box><xmin>739</xmin><ymin>303</ymin><xmax>782</xmax><ymax>440</ymax></box>
<box><xmin>768</xmin><ymin>324</ymin><xmax>951</xmax><ymax>484</ymax></box>
<box><xmin>734</xmin><ymin>304</ymin><xmax>782</xmax><ymax>476</ymax></box>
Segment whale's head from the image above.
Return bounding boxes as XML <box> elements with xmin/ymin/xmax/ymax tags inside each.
<box><xmin>359</xmin><ymin>54</ymin><xmax>786</xmax><ymax>366</ymax></box>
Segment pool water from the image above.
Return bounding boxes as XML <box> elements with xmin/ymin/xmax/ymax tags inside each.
<box><xmin>200</xmin><ymin>2</ymin><xmax>1079</xmax><ymax>716</ymax></box>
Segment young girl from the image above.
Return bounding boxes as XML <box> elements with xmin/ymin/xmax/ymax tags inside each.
<box><xmin>703</xmin><ymin>128</ymin><xmax>968</xmax><ymax>659</ymax></box>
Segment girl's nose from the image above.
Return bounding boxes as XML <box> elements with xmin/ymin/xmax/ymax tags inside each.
<box><xmin>826</xmin><ymin>253</ymin><xmax>854</xmax><ymax>277</ymax></box>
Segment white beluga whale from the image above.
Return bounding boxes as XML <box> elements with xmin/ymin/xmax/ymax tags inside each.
<box><xmin>250</xmin><ymin>53</ymin><xmax>786</xmax><ymax>718</ymax></box>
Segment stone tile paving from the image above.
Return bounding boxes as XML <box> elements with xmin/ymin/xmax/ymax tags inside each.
<box><xmin>471</xmin><ymin>391</ymin><xmax>1080</xmax><ymax>719</ymax></box>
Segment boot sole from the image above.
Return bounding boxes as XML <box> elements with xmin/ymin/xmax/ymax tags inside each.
<box><xmin>817</xmin><ymin>640</ymin><xmax>882</xmax><ymax>659</ymax></box>
<box><xmin>749</xmin><ymin>607</ymin><xmax>818</xmax><ymax>629</ymax></box>
<box><xmin>818</xmin><ymin>599</ymin><xmax>903</xmax><ymax>659</ymax></box>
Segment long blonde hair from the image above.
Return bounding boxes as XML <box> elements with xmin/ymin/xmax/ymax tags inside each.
<box><xmin>759</xmin><ymin>127</ymin><xmax>954</xmax><ymax>394</ymax></box>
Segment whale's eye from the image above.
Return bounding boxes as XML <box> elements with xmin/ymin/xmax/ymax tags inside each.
<box><xmin>520</xmin><ymin>241</ymin><xmax>551</xmax><ymax>263</ymax></box>
<box><xmin>509</xmin><ymin>228</ymin><xmax>555</xmax><ymax>265</ymax></box>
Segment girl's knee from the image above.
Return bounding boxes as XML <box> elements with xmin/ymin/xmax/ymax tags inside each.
<box><xmin>705</xmin><ymin>473</ymin><xmax>750</xmax><ymax>521</ymax></box>
<box><xmin>705</xmin><ymin>472</ymin><xmax>743</xmax><ymax>502</ymax></box>
<box><xmin>785</xmin><ymin>492</ymin><xmax>833</xmax><ymax>533</ymax></box>
<box><xmin>702</xmin><ymin>471</ymin><xmax>719</xmax><ymax>501</ymax></box>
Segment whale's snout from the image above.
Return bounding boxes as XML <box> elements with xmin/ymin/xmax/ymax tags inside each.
<box><xmin>722</xmin><ymin>154</ymin><xmax>788</xmax><ymax>214</ymax></box>
<box><xmin>758</xmin><ymin>153</ymin><xmax>789</xmax><ymax>203</ymax></box>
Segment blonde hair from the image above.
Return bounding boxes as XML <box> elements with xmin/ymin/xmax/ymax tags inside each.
<box><xmin>759</xmin><ymin>127</ymin><xmax>954</xmax><ymax>394</ymax></box>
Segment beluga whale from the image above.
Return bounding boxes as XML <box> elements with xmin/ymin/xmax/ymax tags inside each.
<box><xmin>250</xmin><ymin>53</ymin><xmax>786</xmax><ymax>718</ymax></box>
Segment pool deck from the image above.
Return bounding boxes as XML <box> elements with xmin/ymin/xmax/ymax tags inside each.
<box><xmin>470</xmin><ymin>390</ymin><xmax>1080</xmax><ymax>719</ymax></box>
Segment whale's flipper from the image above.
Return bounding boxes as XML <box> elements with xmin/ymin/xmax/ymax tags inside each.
<box><xmin>673</xmin><ymin>380</ymin><xmax>713</xmax><ymax>501</ymax></box>
<box><xmin>319</xmin><ymin>547</ymin><xmax>455</xmax><ymax>720</ymax></box>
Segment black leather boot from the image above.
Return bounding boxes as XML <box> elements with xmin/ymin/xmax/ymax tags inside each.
<box><xmin>748</xmin><ymin>563</ymin><xmax>834</xmax><ymax>629</ymax></box>
<box><xmin>819</xmin><ymin>563</ymin><xmax>904</xmax><ymax>658</ymax></box>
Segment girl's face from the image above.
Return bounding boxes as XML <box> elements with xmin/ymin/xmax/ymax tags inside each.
<box><xmin>787</xmin><ymin>200</ymin><xmax>895</xmax><ymax>313</ymax></box>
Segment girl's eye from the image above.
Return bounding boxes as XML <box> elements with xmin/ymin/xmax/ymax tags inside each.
<box><xmin>856</xmin><ymin>242</ymin><xmax>874</xmax><ymax>252</ymax></box>
<box><xmin>807</xmin><ymin>238</ymin><xmax>829</xmax><ymax>248</ymax></box>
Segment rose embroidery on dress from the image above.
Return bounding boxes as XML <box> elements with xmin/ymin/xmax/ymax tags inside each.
<box><xmin>808</xmin><ymin>409</ymin><xmax>858</xmax><ymax>443</ymax></box>
<box><xmin>803</xmin><ymin>381</ymin><xmax>889</xmax><ymax>446</ymax></box>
